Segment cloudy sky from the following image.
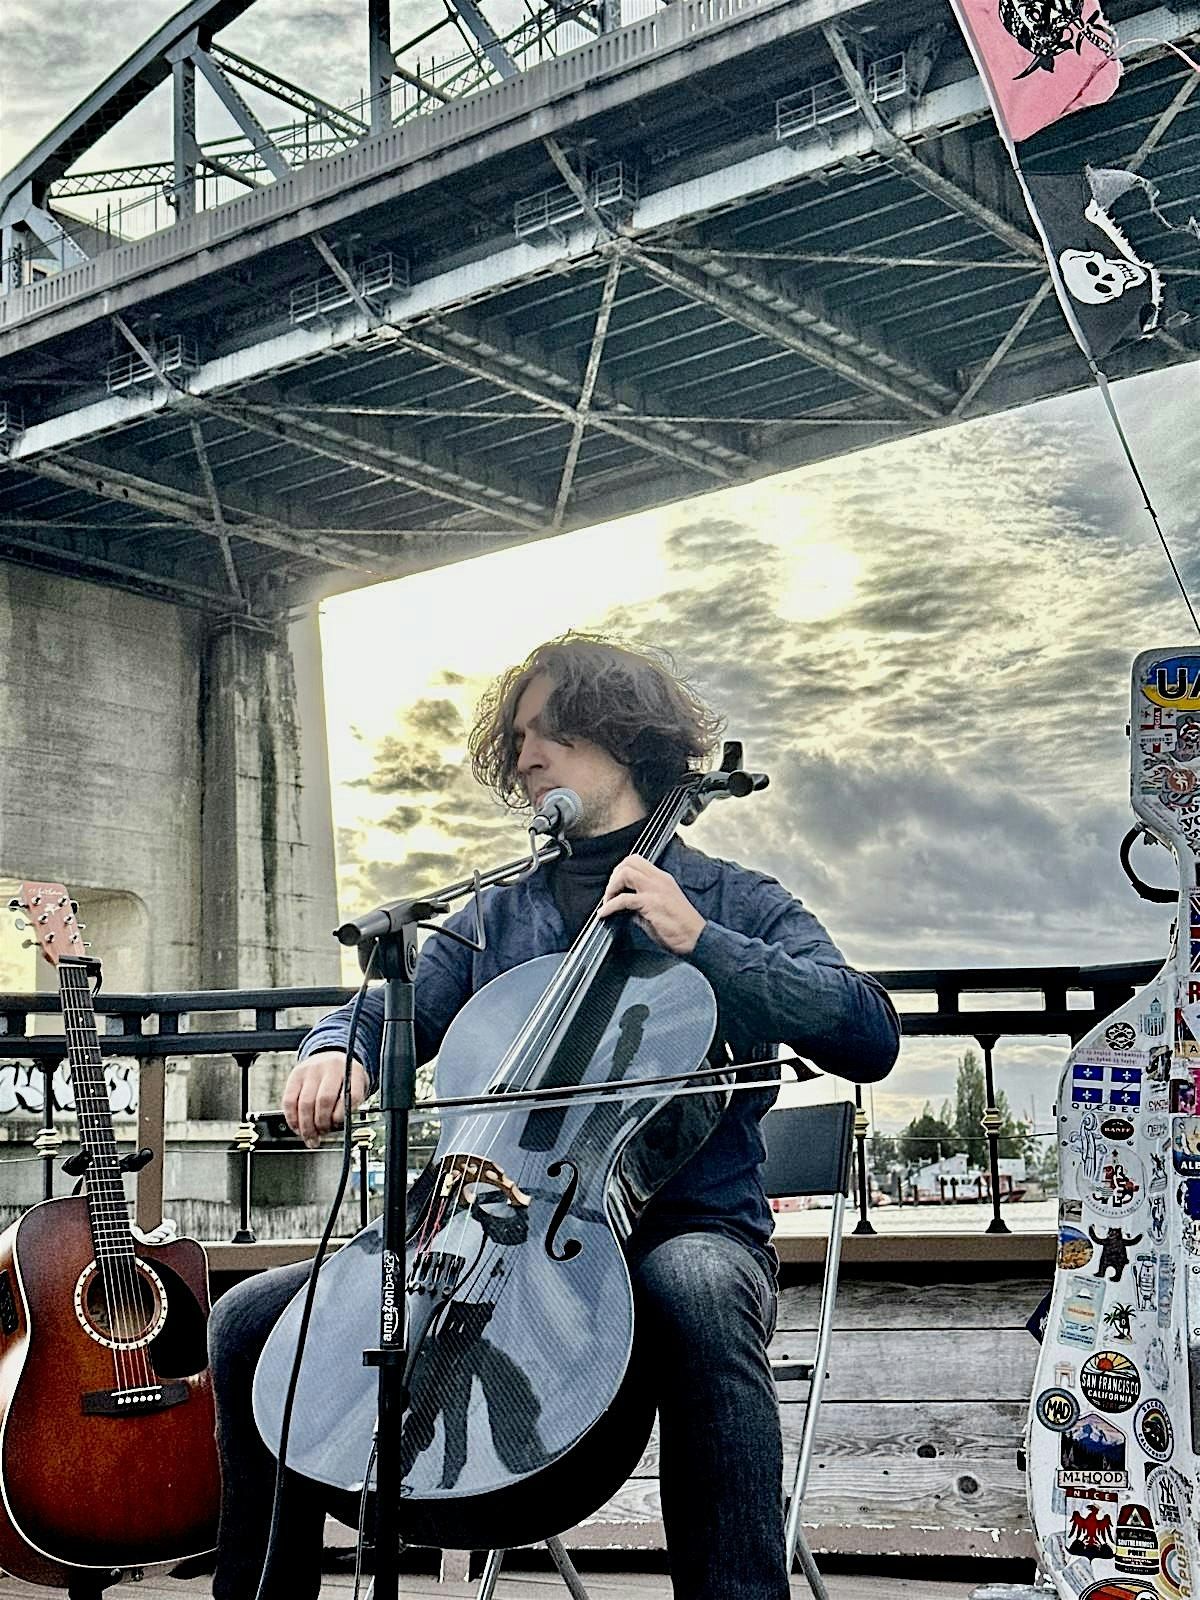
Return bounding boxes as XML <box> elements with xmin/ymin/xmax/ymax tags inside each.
<box><xmin>318</xmin><ymin>363</ymin><xmax>1198</xmax><ymax>1136</ymax></box>
<box><xmin>4</xmin><ymin>1</ymin><xmax>1198</xmax><ymax>1139</ymax></box>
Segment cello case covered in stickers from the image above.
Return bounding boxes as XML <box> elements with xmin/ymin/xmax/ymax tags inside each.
<box><xmin>1028</xmin><ymin>648</ymin><xmax>1200</xmax><ymax>1600</ymax></box>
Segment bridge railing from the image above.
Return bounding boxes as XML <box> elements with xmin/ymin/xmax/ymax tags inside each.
<box><xmin>0</xmin><ymin>961</ymin><xmax>1160</xmax><ymax>1249</ymax></box>
<box><xmin>0</xmin><ymin>0</ymin><xmax>789</xmax><ymax>330</ymax></box>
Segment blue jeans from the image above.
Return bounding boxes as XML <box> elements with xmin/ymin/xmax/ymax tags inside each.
<box><xmin>209</xmin><ymin>1231</ymin><xmax>786</xmax><ymax>1599</ymax></box>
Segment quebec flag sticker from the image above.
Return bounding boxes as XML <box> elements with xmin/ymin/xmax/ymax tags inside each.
<box><xmin>1072</xmin><ymin>1063</ymin><xmax>1142</xmax><ymax>1107</ymax></box>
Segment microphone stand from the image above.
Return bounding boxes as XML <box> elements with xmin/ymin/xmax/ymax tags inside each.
<box><xmin>338</xmin><ymin>839</ymin><xmax>563</xmax><ymax>1600</ymax></box>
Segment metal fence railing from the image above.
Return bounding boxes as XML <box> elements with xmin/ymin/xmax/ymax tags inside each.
<box><xmin>0</xmin><ymin>961</ymin><xmax>1160</xmax><ymax>1246</ymax></box>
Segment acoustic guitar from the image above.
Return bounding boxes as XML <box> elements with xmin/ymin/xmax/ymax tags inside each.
<box><xmin>0</xmin><ymin>883</ymin><xmax>220</xmax><ymax>1590</ymax></box>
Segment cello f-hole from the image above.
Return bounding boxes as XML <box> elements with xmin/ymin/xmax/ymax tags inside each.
<box><xmin>545</xmin><ymin>1160</ymin><xmax>583</xmax><ymax>1261</ymax></box>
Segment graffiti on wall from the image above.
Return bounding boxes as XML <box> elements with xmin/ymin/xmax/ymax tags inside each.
<box><xmin>0</xmin><ymin>1061</ymin><xmax>138</xmax><ymax>1116</ymax></box>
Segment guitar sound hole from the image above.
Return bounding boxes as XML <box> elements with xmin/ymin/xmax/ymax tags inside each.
<box><xmin>76</xmin><ymin>1261</ymin><xmax>165</xmax><ymax>1348</ymax></box>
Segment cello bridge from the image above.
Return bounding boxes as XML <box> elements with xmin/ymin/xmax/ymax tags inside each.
<box><xmin>438</xmin><ymin>1153</ymin><xmax>531</xmax><ymax>1209</ymax></box>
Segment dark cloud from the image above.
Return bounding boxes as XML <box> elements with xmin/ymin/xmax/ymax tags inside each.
<box><xmin>405</xmin><ymin>697</ymin><xmax>464</xmax><ymax>741</ymax></box>
<box><xmin>350</xmin><ymin>851</ymin><xmax>462</xmax><ymax>905</ymax></box>
<box><xmin>378</xmin><ymin>804</ymin><xmax>424</xmax><ymax>833</ymax></box>
<box><xmin>350</xmin><ymin>736</ymin><xmax>459</xmax><ymax>794</ymax></box>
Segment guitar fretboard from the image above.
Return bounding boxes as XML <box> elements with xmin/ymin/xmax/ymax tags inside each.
<box><xmin>59</xmin><ymin>959</ymin><xmax>134</xmax><ymax>1262</ymax></box>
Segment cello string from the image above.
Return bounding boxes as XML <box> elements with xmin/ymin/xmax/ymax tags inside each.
<box><xmin>477</xmin><ymin>785</ymin><xmax>680</xmax><ymax>1097</ymax></box>
<box><xmin>429</xmin><ymin>783</ymin><xmax>685</xmax><ymax>1274</ymax></box>
<box><xmin>428</xmin><ymin>783</ymin><xmax>692</xmax><ymax>1314</ymax></box>
<box><xmin>494</xmin><ymin>782</ymin><xmax>685</xmax><ymax>1099</ymax></box>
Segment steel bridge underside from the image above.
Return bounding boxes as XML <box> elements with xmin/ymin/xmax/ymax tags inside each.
<box><xmin>1</xmin><ymin>0</ymin><xmax>1199</xmax><ymax>615</ymax></box>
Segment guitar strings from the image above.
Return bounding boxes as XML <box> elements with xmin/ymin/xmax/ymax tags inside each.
<box><xmin>60</xmin><ymin>962</ymin><xmax>125</xmax><ymax>1391</ymax></box>
<box><xmin>61</xmin><ymin>961</ymin><xmax>152</xmax><ymax>1392</ymax></box>
<box><xmin>66</xmin><ymin>960</ymin><xmax>148</xmax><ymax>1391</ymax></box>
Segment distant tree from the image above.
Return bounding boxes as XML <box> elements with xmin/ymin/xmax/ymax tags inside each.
<box><xmin>954</xmin><ymin>1050</ymin><xmax>988</xmax><ymax>1167</ymax></box>
<box><xmin>995</xmin><ymin>1087</ymin><xmax>1035</xmax><ymax>1161</ymax></box>
<box><xmin>868</xmin><ymin>1133</ymin><xmax>898</xmax><ymax>1182</ymax></box>
<box><xmin>953</xmin><ymin>1049</ymin><xmax>1034</xmax><ymax>1163</ymax></box>
<box><xmin>898</xmin><ymin>1103</ymin><xmax>961</xmax><ymax>1166</ymax></box>
<box><xmin>1032</xmin><ymin>1134</ymin><xmax>1060</xmax><ymax>1194</ymax></box>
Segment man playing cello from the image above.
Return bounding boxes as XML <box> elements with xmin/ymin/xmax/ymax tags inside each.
<box><xmin>208</xmin><ymin>633</ymin><xmax>899</xmax><ymax>1600</ymax></box>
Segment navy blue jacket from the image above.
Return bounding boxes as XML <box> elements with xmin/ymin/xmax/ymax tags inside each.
<box><xmin>299</xmin><ymin>836</ymin><xmax>899</xmax><ymax>1268</ymax></box>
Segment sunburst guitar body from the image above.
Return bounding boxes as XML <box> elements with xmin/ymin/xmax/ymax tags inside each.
<box><xmin>0</xmin><ymin>884</ymin><xmax>220</xmax><ymax>1588</ymax></box>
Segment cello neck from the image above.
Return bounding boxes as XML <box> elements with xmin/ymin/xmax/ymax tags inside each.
<box><xmin>488</xmin><ymin>781</ymin><xmax>697</xmax><ymax>1096</ymax></box>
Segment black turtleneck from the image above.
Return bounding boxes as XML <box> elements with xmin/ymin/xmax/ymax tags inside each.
<box><xmin>549</xmin><ymin>816</ymin><xmax>649</xmax><ymax>941</ymax></box>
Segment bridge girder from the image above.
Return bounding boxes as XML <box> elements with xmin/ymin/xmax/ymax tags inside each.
<box><xmin>3</xmin><ymin>0</ymin><xmax>1200</xmax><ymax>610</ymax></box>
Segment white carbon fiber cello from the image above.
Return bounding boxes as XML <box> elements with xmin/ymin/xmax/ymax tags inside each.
<box><xmin>1028</xmin><ymin>648</ymin><xmax>1200</xmax><ymax>1599</ymax></box>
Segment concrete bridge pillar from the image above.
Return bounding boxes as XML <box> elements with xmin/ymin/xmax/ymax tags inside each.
<box><xmin>190</xmin><ymin>606</ymin><xmax>340</xmax><ymax>1117</ymax></box>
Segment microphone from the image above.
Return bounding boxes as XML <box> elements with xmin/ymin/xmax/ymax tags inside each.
<box><xmin>529</xmin><ymin>787</ymin><xmax>582</xmax><ymax>838</ymax></box>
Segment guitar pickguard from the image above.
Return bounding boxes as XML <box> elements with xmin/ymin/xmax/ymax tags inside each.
<box><xmin>1028</xmin><ymin>650</ymin><xmax>1200</xmax><ymax>1598</ymax></box>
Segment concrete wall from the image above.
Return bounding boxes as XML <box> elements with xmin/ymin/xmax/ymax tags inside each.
<box><xmin>0</xmin><ymin>564</ymin><xmax>205</xmax><ymax>987</ymax></box>
<box><xmin>0</xmin><ymin>564</ymin><xmax>341</xmax><ymax>1128</ymax></box>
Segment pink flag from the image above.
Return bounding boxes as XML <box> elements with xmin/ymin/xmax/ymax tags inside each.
<box><xmin>950</xmin><ymin>0</ymin><xmax>1122</xmax><ymax>143</ymax></box>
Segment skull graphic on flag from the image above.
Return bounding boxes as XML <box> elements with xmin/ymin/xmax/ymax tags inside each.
<box><xmin>1023</xmin><ymin>171</ymin><xmax>1162</xmax><ymax>358</ymax></box>
<box><xmin>950</xmin><ymin>0</ymin><xmax>1121</xmax><ymax>142</ymax></box>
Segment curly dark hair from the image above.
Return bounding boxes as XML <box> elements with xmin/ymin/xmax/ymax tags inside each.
<box><xmin>469</xmin><ymin>633</ymin><xmax>725</xmax><ymax>809</ymax></box>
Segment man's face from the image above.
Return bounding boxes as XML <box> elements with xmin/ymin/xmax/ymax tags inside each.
<box><xmin>513</xmin><ymin>674</ymin><xmax>645</xmax><ymax>838</ymax></box>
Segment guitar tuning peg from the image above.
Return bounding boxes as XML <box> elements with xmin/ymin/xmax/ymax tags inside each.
<box><xmin>7</xmin><ymin>898</ymin><xmax>22</xmax><ymax>911</ymax></box>
<box><xmin>21</xmin><ymin>939</ymin><xmax>34</xmax><ymax>950</ymax></box>
<box><xmin>75</xmin><ymin>922</ymin><xmax>86</xmax><ymax>931</ymax></box>
<box><xmin>13</xmin><ymin>918</ymin><xmax>26</xmax><ymax>931</ymax></box>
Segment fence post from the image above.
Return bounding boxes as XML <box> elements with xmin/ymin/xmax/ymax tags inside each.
<box><xmin>136</xmin><ymin>1057</ymin><xmax>167</xmax><ymax>1233</ymax></box>
<box><xmin>852</xmin><ymin>1084</ymin><xmax>875</xmax><ymax>1234</ymax></box>
<box><xmin>35</xmin><ymin>1063</ymin><xmax>59</xmax><ymax>1200</ymax></box>
<box><xmin>355</xmin><ymin>1119</ymin><xmax>375</xmax><ymax>1229</ymax></box>
<box><xmin>976</xmin><ymin>1033</ymin><xmax>1010</xmax><ymax>1235</ymax></box>
<box><xmin>232</xmin><ymin>1051</ymin><xmax>259</xmax><ymax>1243</ymax></box>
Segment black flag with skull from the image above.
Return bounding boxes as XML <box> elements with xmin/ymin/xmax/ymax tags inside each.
<box><xmin>1024</xmin><ymin>169</ymin><xmax>1162</xmax><ymax>358</ymax></box>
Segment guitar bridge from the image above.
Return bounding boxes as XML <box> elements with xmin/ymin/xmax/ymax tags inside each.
<box><xmin>81</xmin><ymin>1381</ymin><xmax>188</xmax><ymax>1416</ymax></box>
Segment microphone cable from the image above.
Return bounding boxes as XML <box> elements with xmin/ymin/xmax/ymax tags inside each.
<box><xmin>253</xmin><ymin>948</ymin><xmax>377</xmax><ymax>1600</ymax></box>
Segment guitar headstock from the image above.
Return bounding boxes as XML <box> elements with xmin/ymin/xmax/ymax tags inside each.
<box><xmin>9</xmin><ymin>882</ymin><xmax>85</xmax><ymax>967</ymax></box>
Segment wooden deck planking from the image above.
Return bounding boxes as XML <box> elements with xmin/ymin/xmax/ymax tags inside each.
<box><xmin>0</xmin><ymin>1569</ymin><xmax>983</xmax><ymax>1599</ymax></box>
<box><xmin>581</xmin><ymin>1275</ymin><xmax>1041</xmax><ymax>1561</ymax></box>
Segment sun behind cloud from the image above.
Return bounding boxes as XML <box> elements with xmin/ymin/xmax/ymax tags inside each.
<box><xmin>774</xmin><ymin>539</ymin><xmax>861</xmax><ymax>625</ymax></box>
